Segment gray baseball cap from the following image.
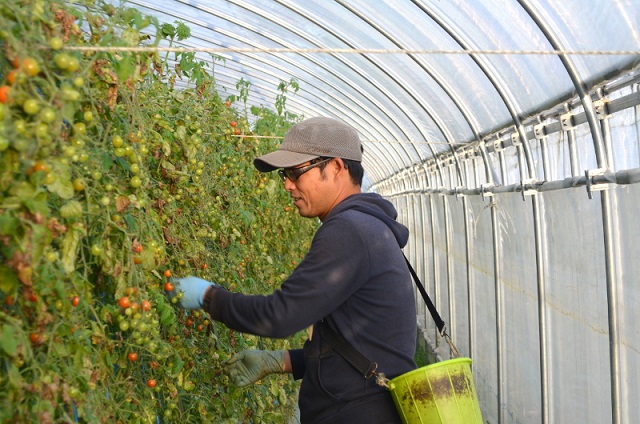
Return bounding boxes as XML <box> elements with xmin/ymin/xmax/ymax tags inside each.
<box><xmin>253</xmin><ymin>117</ymin><xmax>362</xmax><ymax>172</ymax></box>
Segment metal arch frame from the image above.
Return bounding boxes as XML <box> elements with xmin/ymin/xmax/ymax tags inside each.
<box><xmin>411</xmin><ymin>0</ymin><xmax>537</xmax><ymax>182</ymax></box>
<box><xmin>128</xmin><ymin>0</ymin><xmax>406</xmax><ymax>181</ymax></box>
<box><xmin>269</xmin><ymin>0</ymin><xmax>424</xmax><ymax>177</ymax></box>
<box><xmin>239</xmin><ymin>7</ymin><xmax>417</xmax><ymax>182</ymax></box>
<box><xmin>514</xmin><ymin>4</ymin><xmax>618</xmax><ymax>424</ymax></box>
<box><xmin>334</xmin><ymin>0</ymin><xmax>453</xmax><ymax>187</ymax></box>
<box><xmin>175</xmin><ymin>60</ymin><xmax>394</xmax><ymax>183</ymax></box>
<box><xmin>224</xmin><ymin>0</ymin><xmax>416</xmax><ymax>176</ymax></box>
<box><xmin>337</xmin><ymin>0</ymin><xmax>498</xmax><ymax>189</ymax></box>
<box><xmin>172</xmin><ymin>58</ymin><xmax>395</xmax><ymax>182</ymax></box>
<box><xmin>210</xmin><ymin>72</ymin><xmax>393</xmax><ymax>181</ymax></box>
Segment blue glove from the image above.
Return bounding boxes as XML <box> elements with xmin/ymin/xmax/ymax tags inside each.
<box><xmin>172</xmin><ymin>276</ymin><xmax>216</xmax><ymax>309</ymax></box>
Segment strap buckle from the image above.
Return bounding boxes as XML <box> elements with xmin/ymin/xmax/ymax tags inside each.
<box><xmin>365</xmin><ymin>362</ymin><xmax>379</xmax><ymax>379</ymax></box>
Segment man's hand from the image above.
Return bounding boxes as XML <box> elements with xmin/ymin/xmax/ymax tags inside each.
<box><xmin>224</xmin><ymin>350</ymin><xmax>286</xmax><ymax>387</ymax></box>
<box><xmin>172</xmin><ymin>276</ymin><xmax>216</xmax><ymax>309</ymax></box>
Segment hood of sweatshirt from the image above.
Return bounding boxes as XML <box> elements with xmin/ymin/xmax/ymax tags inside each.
<box><xmin>327</xmin><ymin>192</ymin><xmax>409</xmax><ymax>248</ymax></box>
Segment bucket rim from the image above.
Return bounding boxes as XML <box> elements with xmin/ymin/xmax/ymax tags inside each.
<box><xmin>390</xmin><ymin>357</ymin><xmax>473</xmax><ymax>383</ymax></box>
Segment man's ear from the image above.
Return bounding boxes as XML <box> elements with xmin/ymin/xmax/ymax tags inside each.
<box><xmin>333</xmin><ymin>157</ymin><xmax>348</xmax><ymax>173</ymax></box>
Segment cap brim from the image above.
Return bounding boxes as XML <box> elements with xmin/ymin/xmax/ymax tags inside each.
<box><xmin>253</xmin><ymin>149</ymin><xmax>320</xmax><ymax>172</ymax></box>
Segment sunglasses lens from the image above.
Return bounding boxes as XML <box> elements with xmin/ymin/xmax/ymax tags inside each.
<box><xmin>278</xmin><ymin>169</ymin><xmax>295</xmax><ymax>182</ymax></box>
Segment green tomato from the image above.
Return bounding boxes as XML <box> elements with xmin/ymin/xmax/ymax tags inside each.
<box><xmin>35</xmin><ymin>123</ymin><xmax>49</xmax><ymax>139</ymax></box>
<box><xmin>83</xmin><ymin>111</ymin><xmax>93</xmax><ymax>122</ymax></box>
<box><xmin>74</xmin><ymin>122</ymin><xmax>87</xmax><ymax>135</ymax></box>
<box><xmin>49</xmin><ymin>37</ymin><xmax>63</xmax><ymax>50</ymax></box>
<box><xmin>130</xmin><ymin>176</ymin><xmax>142</xmax><ymax>188</ymax></box>
<box><xmin>61</xmin><ymin>87</ymin><xmax>80</xmax><ymax>101</ymax></box>
<box><xmin>0</xmin><ymin>135</ymin><xmax>8</xmax><ymax>151</ymax></box>
<box><xmin>112</xmin><ymin>135</ymin><xmax>124</xmax><ymax>148</ymax></box>
<box><xmin>23</xmin><ymin>99</ymin><xmax>40</xmax><ymax>115</ymax></box>
<box><xmin>39</xmin><ymin>107</ymin><xmax>56</xmax><ymax>124</ymax></box>
<box><xmin>54</xmin><ymin>53</ymin><xmax>71</xmax><ymax>70</ymax></box>
<box><xmin>90</xmin><ymin>244</ymin><xmax>103</xmax><ymax>256</ymax></box>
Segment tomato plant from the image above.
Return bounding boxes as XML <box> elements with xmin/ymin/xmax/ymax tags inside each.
<box><xmin>0</xmin><ymin>1</ymin><xmax>314</xmax><ymax>423</ymax></box>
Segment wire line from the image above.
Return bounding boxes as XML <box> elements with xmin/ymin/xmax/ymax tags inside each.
<box><xmin>63</xmin><ymin>45</ymin><xmax>640</xmax><ymax>56</ymax></box>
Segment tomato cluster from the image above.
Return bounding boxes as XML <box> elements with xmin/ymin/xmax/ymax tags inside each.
<box><xmin>0</xmin><ymin>1</ymin><xmax>314</xmax><ymax>423</ymax></box>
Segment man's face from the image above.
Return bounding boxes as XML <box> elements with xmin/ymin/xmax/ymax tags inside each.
<box><xmin>281</xmin><ymin>159</ymin><xmax>338</xmax><ymax>221</ymax></box>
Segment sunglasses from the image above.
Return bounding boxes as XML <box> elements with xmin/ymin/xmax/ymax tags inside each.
<box><xmin>278</xmin><ymin>158</ymin><xmax>333</xmax><ymax>182</ymax></box>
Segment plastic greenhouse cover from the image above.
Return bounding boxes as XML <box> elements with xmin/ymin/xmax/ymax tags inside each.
<box><xmin>112</xmin><ymin>0</ymin><xmax>639</xmax><ymax>186</ymax></box>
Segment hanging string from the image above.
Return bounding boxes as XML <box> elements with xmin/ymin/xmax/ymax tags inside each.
<box><xmin>227</xmin><ymin>133</ymin><xmax>462</xmax><ymax>146</ymax></box>
<box><xmin>62</xmin><ymin>45</ymin><xmax>639</xmax><ymax>56</ymax></box>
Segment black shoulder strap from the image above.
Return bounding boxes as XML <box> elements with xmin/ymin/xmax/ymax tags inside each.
<box><xmin>403</xmin><ymin>254</ymin><xmax>446</xmax><ymax>335</ymax></box>
<box><xmin>319</xmin><ymin>254</ymin><xmax>447</xmax><ymax>379</ymax></box>
<box><xmin>319</xmin><ymin>320</ymin><xmax>378</xmax><ymax>379</ymax></box>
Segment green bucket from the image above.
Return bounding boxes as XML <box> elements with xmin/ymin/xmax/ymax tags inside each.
<box><xmin>388</xmin><ymin>357</ymin><xmax>483</xmax><ymax>424</ymax></box>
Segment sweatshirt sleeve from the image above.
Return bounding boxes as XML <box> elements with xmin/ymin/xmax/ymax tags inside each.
<box><xmin>200</xmin><ymin>216</ymin><xmax>370</xmax><ymax>338</ymax></box>
<box><xmin>288</xmin><ymin>348</ymin><xmax>305</xmax><ymax>380</ymax></box>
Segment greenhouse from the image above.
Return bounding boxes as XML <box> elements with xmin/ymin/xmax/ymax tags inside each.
<box><xmin>0</xmin><ymin>0</ymin><xmax>639</xmax><ymax>423</ymax></box>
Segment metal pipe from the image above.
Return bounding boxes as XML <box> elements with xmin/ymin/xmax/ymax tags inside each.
<box><xmin>463</xmin><ymin>195</ymin><xmax>474</xmax><ymax>361</ymax></box>
<box><xmin>443</xmin><ymin>195</ymin><xmax>454</xmax><ymax>350</ymax></box>
<box><xmin>385</xmin><ymin>166</ymin><xmax>640</xmax><ymax>198</ymax></box>
<box><xmin>600</xmin><ymin>116</ymin><xmax>621</xmax><ymax>424</ymax></box>
<box><xmin>540</xmin><ymin>135</ymin><xmax>551</xmax><ymax>182</ymax></box>
<box><xmin>532</xmin><ymin>195</ymin><xmax>549</xmax><ymax>424</ymax></box>
<box><xmin>429</xmin><ymin>194</ymin><xmax>439</xmax><ymax>342</ymax></box>
<box><xmin>491</xmin><ymin>200</ymin><xmax>504</xmax><ymax>424</ymax></box>
<box><xmin>567</xmin><ymin>129</ymin><xmax>580</xmax><ymax>177</ymax></box>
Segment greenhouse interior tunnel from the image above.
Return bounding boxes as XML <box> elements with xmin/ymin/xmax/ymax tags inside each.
<box><xmin>1</xmin><ymin>0</ymin><xmax>640</xmax><ymax>423</ymax></box>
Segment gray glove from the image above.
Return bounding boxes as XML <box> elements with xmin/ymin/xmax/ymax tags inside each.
<box><xmin>224</xmin><ymin>350</ymin><xmax>286</xmax><ymax>387</ymax></box>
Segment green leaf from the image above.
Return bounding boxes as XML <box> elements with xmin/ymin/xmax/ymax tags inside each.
<box><xmin>175</xmin><ymin>21</ymin><xmax>191</xmax><ymax>40</ymax></box>
<box><xmin>0</xmin><ymin>325</ymin><xmax>18</xmax><ymax>357</ymax></box>
<box><xmin>160</xmin><ymin>23</ymin><xmax>176</xmax><ymax>38</ymax></box>
<box><xmin>9</xmin><ymin>181</ymin><xmax>35</xmax><ymax>200</ymax></box>
<box><xmin>123</xmin><ymin>213</ymin><xmax>137</xmax><ymax>231</ymax></box>
<box><xmin>47</xmin><ymin>162</ymin><xmax>74</xmax><ymax>199</ymax></box>
<box><xmin>61</xmin><ymin>224</ymin><xmax>85</xmax><ymax>274</ymax></box>
<box><xmin>171</xmin><ymin>357</ymin><xmax>185</xmax><ymax>376</ymax></box>
<box><xmin>0</xmin><ymin>213</ymin><xmax>19</xmax><ymax>236</ymax></box>
<box><xmin>29</xmin><ymin>223</ymin><xmax>50</xmax><ymax>266</ymax></box>
<box><xmin>22</xmin><ymin>192</ymin><xmax>49</xmax><ymax>216</ymax></box>
<box><xmin>121</xmin><ymin>28</ymin><xmax>140</xmax><ymax>47</ymax></box>
<box><xmin>59</xmin><ymin>200</ymin><xmax>83</xmax><ymax>219</ymax></box>
<box><xmin>115</xmin><ymin>54</ymin><xmax>136</xmax><ymax>80</ymax></box>
<box><xmin>0</xmin><ymin>265</ymin><xmax>19</xmax><ymax>293</ymax></box>
<box><xmin>100</xmin><ymin>152</ymin><xmax>113</xmax><ymax>170</ymax></box>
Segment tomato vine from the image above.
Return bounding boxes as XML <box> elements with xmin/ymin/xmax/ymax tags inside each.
<box><xmin>0</xmin><ymin>1</ymin><xmax>315</xmax><ymax>423</ymax></box>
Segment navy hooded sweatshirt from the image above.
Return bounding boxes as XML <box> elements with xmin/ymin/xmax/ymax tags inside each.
<box><xmin>205</xmin><ymin>192</ymin><xmax>417</xmax><ymax>423</ymax></box>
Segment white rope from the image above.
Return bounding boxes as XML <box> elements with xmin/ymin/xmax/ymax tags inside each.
<box><xmin>62</xmin><ymin>45</ymin><xmax>640</xmax><ymax>56</ymax></box>
<box><xmin>230</xmin><ymin>134</ymin><xmax>461</xmax><ymax>146</ymax></box>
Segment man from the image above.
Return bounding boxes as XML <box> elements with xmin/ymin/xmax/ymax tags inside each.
<box><xmin>175</xmin><ymin>117</ymin><xmax>416</xmax><ymax>423</ymax></box>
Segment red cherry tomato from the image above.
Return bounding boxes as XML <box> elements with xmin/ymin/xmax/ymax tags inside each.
<box><xmin>118</xmin><ymin>296</ymin><xmax>131</xmax><ymax>309</ymax></box>
<box><xmin>0</xmin><ymin>86</ymin><xmax>10</xmax><ymax>103</ymax></box>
